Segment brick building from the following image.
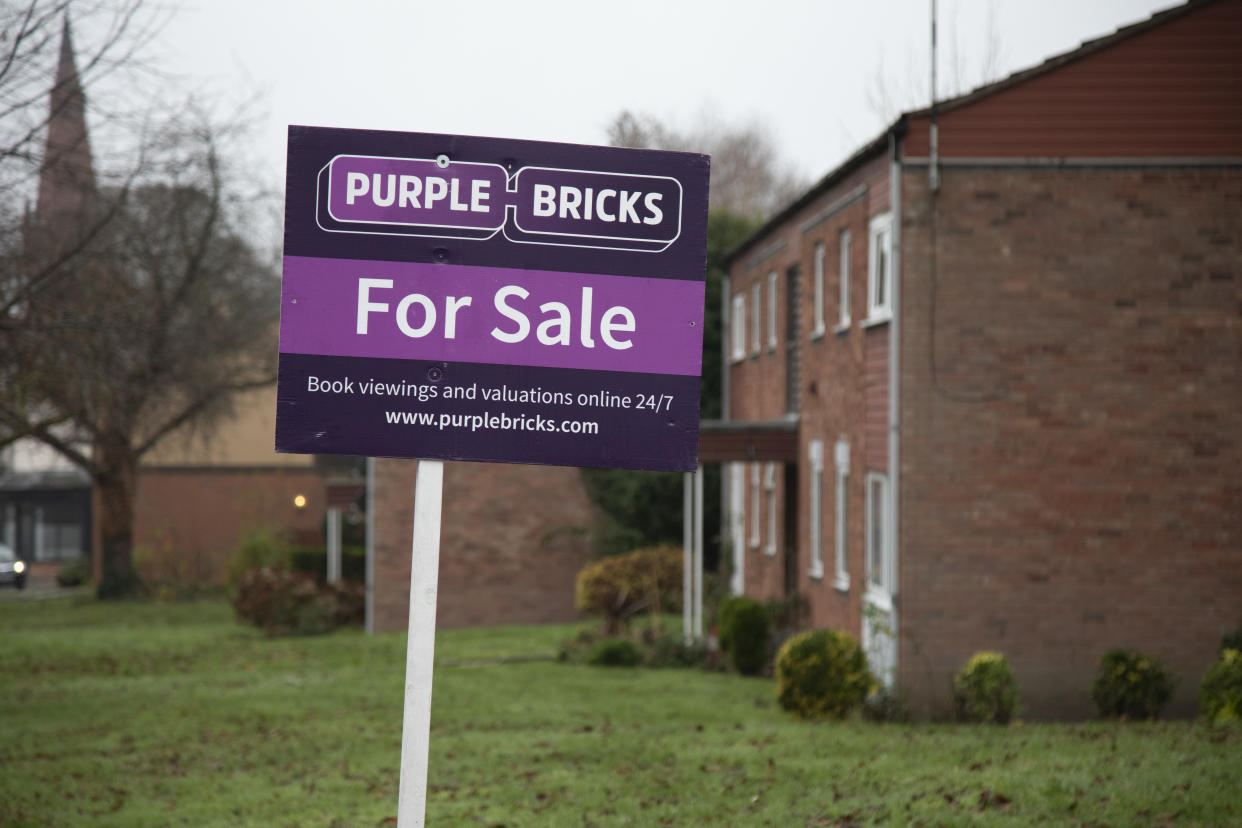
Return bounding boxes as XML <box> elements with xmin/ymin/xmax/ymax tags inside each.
<box><xmin>715</xmin><ymin>0</ymin><xmax>1241</xmax><ymax>718</ymax></box>
<box><xmin>369</xmin><ymin>459</ymin><xmax>599</xmax><ymax>632</ymax></box>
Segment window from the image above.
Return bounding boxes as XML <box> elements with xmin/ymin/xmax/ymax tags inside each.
<box><xmin>730</xmin><ymin>293</ymin><xmax>746</xmax><ymax>361</ymax></box>
<box><xmin>833</xmin><ymin>440</ymin><xmax>850</xmax><ymax>590</ymax></box>
<box><xmin>808</xmin><ymin>440</ymin><xmax>824</xmax><ymax>579</ymax></box>
<box><xmin>865</xmin><ymin>472</ymin><xmax>890</xmax><ymax>592</ymax></box>
<box><xmin>867</xmin><ymin>214</ymin><xmax>892</xmax><ymax>321</ymax></box>
<box><xmin>812</xmin><ymin>243</ymin><xmax>826</xmax><ymax>337</ymax></box>
<box><xmin>749</xmin><ymin>462</ymin><xmax>761</xmax><ymax>548</ymax></box>
<box><xmin>766</xmin><ymin>272</ymin><xmax>778</xmax><ymax>352</ymax></box>
<box><xmin>751</xmin><ymin>281</ymin><xmax>761</xmax><ymax>356</ymax></box>
<box><xmin>764</xmin><ymin>462</ymin><xmax>777</xmax><ymax>556</ymax></box>
<box><xmin>837</xmin><ymin>228</ymin><xmax>852</xmax><ymax>329</ymax></box>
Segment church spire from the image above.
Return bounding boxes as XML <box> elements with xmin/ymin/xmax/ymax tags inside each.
<box><xmin>35</xmin><ymin>15</ymin><xmax>96</xmax><ymax>223</ymax></box>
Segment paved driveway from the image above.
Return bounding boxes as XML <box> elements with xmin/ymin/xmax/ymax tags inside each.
<box><xmin>0</xmin><ymin>572</ymin><xmax>86</xmax><ymax>600</ymax></box>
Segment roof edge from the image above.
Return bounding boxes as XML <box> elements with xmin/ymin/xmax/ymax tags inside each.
<box><xmin>725</xmin><ymin>118</ymin><xmax>903</xmax><ymax>268</ymax></box>
<box><xmin>904</xmin><ymin>0</ymin><xmax>1204</xmax><ymax>122</ymax></box>
<box><xmin>724</xmin><ymin>0</ymin><xmax>1205</xmax><ymax>270</ymax></box>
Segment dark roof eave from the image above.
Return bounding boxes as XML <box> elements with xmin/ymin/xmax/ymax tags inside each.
<box><xmin>699</xmin><ymin>418</ymin><xmax>799</xmax><ymax>434</ymax></box>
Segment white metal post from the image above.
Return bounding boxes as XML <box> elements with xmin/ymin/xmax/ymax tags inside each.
<box><xmin>397</xmin><ymin>459</ymin><xmax>444</xmax><ymax>827</ymax></box>
<box><xmin>693</xmin><ymin>464</ymin><xmax>704</xmax><ymax>639</ymax></box>
<box><xmin>683</xmin><ymin>471</ymin><xmax>693</xmax><ymax>643</ymax></box>
<box><xmin>326</xmin><ymin>506</ymin><xmax>342</xmax><ymax>583</ymax></box>
<box><xmin>365</xmin><ymin>457</ymin><xmax>375</xmax><ymax>635</ymax></box>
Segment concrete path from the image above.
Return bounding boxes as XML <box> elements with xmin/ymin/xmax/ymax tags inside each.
<box><xmin>0</xmin><ymin>571</ymin><xmax>87</xmax><ymax>601</ymax></box>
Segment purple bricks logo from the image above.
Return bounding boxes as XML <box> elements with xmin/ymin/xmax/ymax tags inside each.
<box><xmin>317</xmin><ymin>153</ymin><xmax>683</xmax><ymax>252</ymax></box>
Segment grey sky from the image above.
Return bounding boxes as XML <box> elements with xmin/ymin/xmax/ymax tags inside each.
<box><xmin>144</xmin><ymin>0</ymin><xmax>1174</xmax><ymax>195</ymax></box>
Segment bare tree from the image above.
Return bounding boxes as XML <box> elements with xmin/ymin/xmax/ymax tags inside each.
<box><xmin>606</xmin><ymin>109</ymin><xmax>806</xmax><ymax>220</ymax></box>
<box><xmin>0</xmin><ymin>1</ymin><xmax>157</xmax><ymax>195</ymax></box>
<box><xmin>0</xmin><ymin>3</ymin><xmax>281</xmax><ymax>597</ymax></box>
<box><xmin>2</xmin><ymin>111</ymin><xmax>280</xmax><ymax>596</ymax></box>
<box><xmin>865</xmin><ymin>0</ymin><xmax>1006</xmax><ymax>127</ymax></box>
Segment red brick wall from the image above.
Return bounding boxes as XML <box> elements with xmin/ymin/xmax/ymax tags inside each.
<box><xmin>727</xmin><ymin>154</ymin><xmax>892</xmax><ymax>635</ymax></box>
<box><xmin>371</xmin><ymin>459</ymin><xmax>600</xmax><ymax>632</ymax></box>
<box><xmin>897</xmin><ymin>165</ymin><xmax>1242</xmax><ymax>718</ymax></box>
<box><xmin>903</xmin><ymin>0</ymin><xmax>1242</xmax><ymax>159</ymax></box>
<box><xmin>133</xmin><ymin>467</ymin><xmax>326</xmax><ymax>583</ymax></box>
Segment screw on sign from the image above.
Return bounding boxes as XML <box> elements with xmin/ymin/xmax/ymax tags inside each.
<box><xmin>276</xmin><ymin>126</ymin><xmax>709</xmax><ymax>825</ymax></box>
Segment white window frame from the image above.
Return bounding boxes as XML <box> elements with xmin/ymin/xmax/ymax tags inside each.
<box><xmin>730</xmin><ymin>293</ymin><xmax>746</xmax><ymax>362</ymax></box>
<box><xmin>837</xmin><ymin>228</ymin><xmax>852</xmax><ymax>331</ymax></box>
<box><xmin>750</xmin><ymin>282</ymin><xmax>762</xmax><ymax>356</ymax></box>
<box><xmin>867</xmin><ymin>213</ymin><xmax>893</xmax><ymax>323</ymax></box>
<box><xmin>808</xmin><ymin>440</ymin><xmax>824</xmax><ymax>579</ymax></box>
<box><xmin>865</xmin><ymin>471</ymin><xmax>891</xmax><ymax>603</ymax></box>
<box><xmin>833</xmin><ymin>440</ymin><xmax>850</xmax><ymax>591</ymax></box>
<box><xmin>763</xmin><ymin>462</ymin><xmax>777</xmax><ymax>557</ymax></box>
<box><xmin>766</xmin><ymin>272</ymin><xmax>778</xmax><ymax>352</ymax></box>
<box><xmin>811</xmin><ymin>243</ymin><xmax>826</xmax><ymax>338</ymax></box>
<box><xmin>749</xmin><ymin>462</ymin><xmax>761</xmax><ymax>548</ymax></box>
<box><xmin>730</xmin><ymin>462</ymin><xmax>745</xmax><ymax>595</ymax></box>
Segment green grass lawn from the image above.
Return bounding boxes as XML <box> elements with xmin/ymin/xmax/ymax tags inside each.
<box><xmin>1</xmin><ymin>598</ymin><xmax>1238</xmax><ymax>826</ymax></box>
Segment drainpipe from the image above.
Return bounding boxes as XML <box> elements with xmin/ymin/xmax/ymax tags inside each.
<box><xmin>888</xmin><ymin>130</ymin><xmax>903</xmax><ymax>672</ymax></box>
<box><xmin>720</xmin><ymin>272</ymin><xmax>732</xmax><ymax>597</ymax></box>
<box><xmin>929</xmin><ymin>0</ymin><xmax>940</xmax><ymax>193</ymax></box>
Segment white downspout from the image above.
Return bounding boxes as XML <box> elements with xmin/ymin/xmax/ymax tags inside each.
<box><xmin>888</xmin><ymin>135</ymin><xmax>903</xmax><ymax>676</ymax></box>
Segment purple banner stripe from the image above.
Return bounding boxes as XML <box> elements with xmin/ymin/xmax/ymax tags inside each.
<box><xmin>279</xmin><ymin>256</ymin><xmax>705</xmax><ymax>376</ymax></box>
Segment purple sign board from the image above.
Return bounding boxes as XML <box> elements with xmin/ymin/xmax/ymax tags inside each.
<box><xmin>276</xmin><ymin>126</ymin><xmax>710</xmax><ymax>471</ymax></box>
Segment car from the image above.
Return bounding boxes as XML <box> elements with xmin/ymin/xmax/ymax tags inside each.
<box><xmin>0</xmin><ymin>542</ymin><xmax>27</xmax><ymax>589</ymax></box>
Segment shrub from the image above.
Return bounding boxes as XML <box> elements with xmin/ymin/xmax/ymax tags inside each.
<box><xmin>1220</xmin><ymin>622</ymin><xmax>1242</xmax><ymax>655</ymax></box>
<box><xmin>718</xmin><ymin>595</ymin><xmax>769</xmax><ymax>676</ymax></box>
<box><xmin>232</xmin><ymin>566</ymin><xmax>340</xmax><ymax>636</ymax></box>
<box><xmin>863</xmin><ymin>685</ymin><xmax>911</xmax><ymax>723</ymax></box>
<box><xmin>1090</xmin><ymin>649</ymin><xmax>1174</xmax><ymax>720</ymax></box>
<box><xmin>952</xmin><ymin>652</ymin><xmax>1019</xmax><ymax>724</ymax></box>
<box><xmin>289</xmin><ymin>545</ymin><xmax>366</xmax><ymax>583</ymax></box>
<box><xmin>325</xmin><ymin>579</ymin><xmax>365</xmax><ymax>627</ymax></box>
<box><xmin>1200</xmin><ymin>649</ymin><xmax>1242</xmax><ymax>725</ymax></box>
<box><xmin>227</xmin><ymin>528</ymin><xmax>292</xmax><ymax>587</ymax></box>
<box><xmin>588</xmin><ymin>638</ymin><xmax>642</xmax><ymax>667</ymax></box>
<box><xmin>56</xmin><ymin>558</ymin><xmax>91</xmax><ymax>587</ymax></box>
<box><xmin>775</xmin><ymin>629</ymin><xmax>873</xmax><ymax>720</ymax></box>
<box><xmin>763</xmin><ymin>592</ymin><xmax>808</xmax><ymax>634</ymax></box>
<box><xmin>575</xmin><ymin>545</ymin><xmax>682</xmax><ymax>634</ymax></box>
<box><xmin>644</xmin><ymin>634</ymin><xmax>709</xmax><ymax>669</ymax></box>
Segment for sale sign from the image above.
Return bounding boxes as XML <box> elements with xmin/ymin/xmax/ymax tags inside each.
<box><xmin>276</xmin><ymin>126</ymin><xmax>709</xmax><ymax>471</ymax></box>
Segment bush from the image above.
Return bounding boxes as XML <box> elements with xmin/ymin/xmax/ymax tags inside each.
<box><xmin>1090</xmin><ymin>649</ymin><xmax>1175</xmax><ymax>720</ymax></box>
<box><xmin>1220</xmin><ymin>622</ymin><xmax>1242</xmax><ymax>655</ymax></box>
<box><xmin>588</xmin><ymin>638</ymin><xmax>642</xmax><ymax>667</ymax></box>
<box><xmin>775</xmin><ymin>629</ymin><xmax>873</xmax><ymax>720</ymax></box>
<box><xmin>289</xmin><ymin>545</ymin><xmax>366</xmax><ymax>583</ymax></box>
<box><xmin>644</xmin><ymin>634</ymin><xmax>709</xmax><ymax>669</ymax></box>
<box><xmin>764</xmin><ymin>593</ymin><xmax>808</xmax><ymax>633</ymax></box>
<box><xmin>575</xmin><ymin>545</ymin><xmax>682</xmax><ymax>634</ymax></box>
<box><xmin>324</xmin><ymin>579</ymin><xmax>365</xmax><ymax>627</ymax></box>
<box><xmin>863</xmin><ymin>685</ymin><xmax>911</xmax><ymax>723</ymax></box>
<box><xmin>1200</xmin><ymin>648</ymin><xmax>1242</xmax><ymax>725</ymax></box>
<box><xmin>227</xmin><ymin>528</ymin><xmax>292</xmax><ymax>587</ymax></box>
<box><xmin>952</xmin><ymin>652</ymin><xmax>1019</xmax><ymax>724</ymax></box>
<box><xmin>55</xmin><ymin>558</ymin><xmax>91</xmax><ymax>587</ymax></box>
<box><xmin>232</xmin><ymin>566</ymin><xmax>343</xmax><ymax>636</ymax></box>
<box><xmin>718</xmin><ymin>596</ymin><xmax>769</xmax><ymax>675</ymax></box>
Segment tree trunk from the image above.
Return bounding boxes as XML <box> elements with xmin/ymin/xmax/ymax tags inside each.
<box><xmin>94</xmin><ymin>434</ymin><xmax>140</xmax><ymax>599</ymax></box>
